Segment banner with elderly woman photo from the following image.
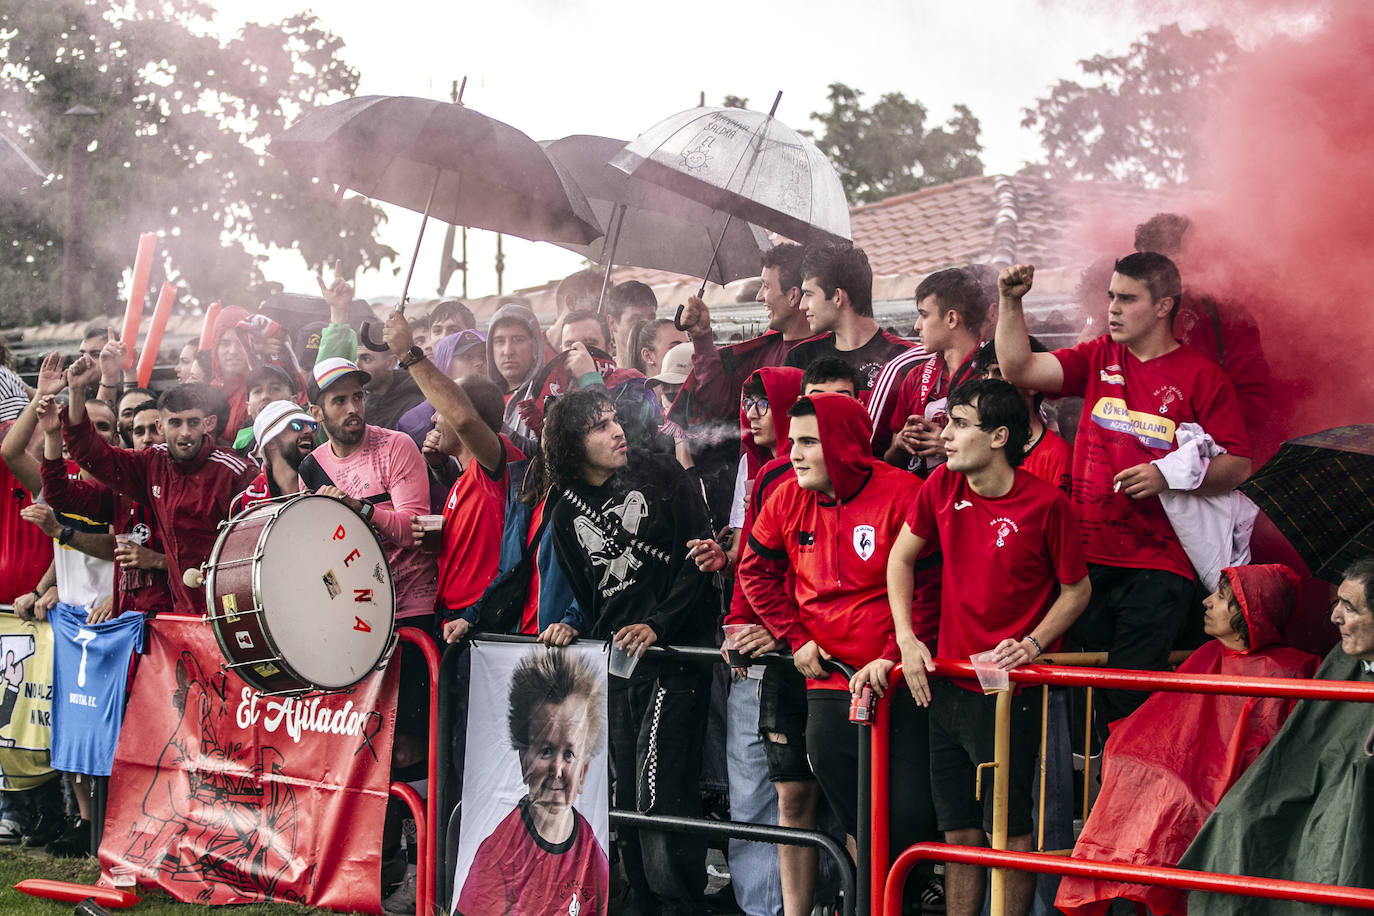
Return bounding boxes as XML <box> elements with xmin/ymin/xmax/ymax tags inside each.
<box><xmin>452</xmin><ymin>641</ymin><xmax>610</xmax><ymax>916</ymax></box>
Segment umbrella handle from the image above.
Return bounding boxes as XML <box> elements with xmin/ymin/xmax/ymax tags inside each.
<box><xmin>673</xmin><ymin>303</ymin><xmax>691</xmax><ymax>332</ymax></box>
<box><xmin>358</xmin><ymin>320</ymin><xmax>389</xmax><ymax>352</ymax></box>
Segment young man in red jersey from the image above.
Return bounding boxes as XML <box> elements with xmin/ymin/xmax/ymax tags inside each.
<box><xmin>995</xmin><ymin>256</ymin><xmax>1251</xmax><ymax>725</ymax></box>
<box><xmin>974</xmin><ymin>338</ymin><xmax>1072</xmax><ymax>494</ymax></box>
<box><xmin>736</xmin><ymin>393</ymin><xmax>936</xmax><ymax>866</ymax></box>
<box><xmin>878</xmin><ymin>379</ymin><xmax>1090</xmax><ymax>916</ymax></box>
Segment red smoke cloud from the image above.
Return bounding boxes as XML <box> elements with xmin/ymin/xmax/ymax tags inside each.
<box><xmin>1176</xmin><ymin>2</ymin><xmax>1374</xmax><ymax>441</ymax></box>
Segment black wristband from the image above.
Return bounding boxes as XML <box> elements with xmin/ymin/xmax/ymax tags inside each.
<box><xmin>31</xmin><ymin>589</ymin><xmax>42</xmax><ymax>601</ymax></box>
<box><xmin>1023</xmin><ymin>634</ymin><xmax>1043</xmax><ymax>657</ymax></box>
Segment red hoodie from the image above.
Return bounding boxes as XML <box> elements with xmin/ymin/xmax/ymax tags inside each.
<box><xmin>738</xmin><ymin>393</ymin><xmax>922</xmax><ymax>690</ymax></box>
<box><xmin>725</xmin><ymin>367</ymin><xmax>802</xmax><ymax>629</ymax></box>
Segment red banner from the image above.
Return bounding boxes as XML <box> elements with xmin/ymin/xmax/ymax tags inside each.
<box><xmin>98</xmin><ymin>616</ymin><xmax>397</xmax><ymax>912</ymax></box>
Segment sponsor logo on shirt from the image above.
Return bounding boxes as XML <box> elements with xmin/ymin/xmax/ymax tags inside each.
<box><xmin>853</xmin><ymin>525</ymin><xmax>875</xmax><ymax>561</ymax></box>
<box><xmin>151</xmin><ymin>485</ymin><xmax>161</xmax><ymax>498</ymax></box>
<box><xmin>990</xmin><ymin>517</ymin><xmax>1020</xmax><ymax>549</ymax></box>
<box><xmin>1089</xmin><ymin>396</ymin><xmax>1176</xmax><ymax>450</ymax></box>
<box><xmin>1099</xmin><ymin>369</ymin><xmax>1125</xmax><ymax>386</ymax></box>
<box><xmin>798</xmin><ymin>531</ymin><xmax>815</xmax><ymax>546</ymax></box>
<box><xmin>954</xmin><ymin>499</ymin><xmax>972</xmax><ymax>511</ymax></box>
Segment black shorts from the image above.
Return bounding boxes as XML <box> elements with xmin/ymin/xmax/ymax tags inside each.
<box><xmin>757</xmin><ymin>663</ymin><xmax>814</xmax><ymax>782</ymax></box>
<box><xmin>928</xmin><ymin>679</ymin><xmax>1040</xmax><ymax>837</ymax></box>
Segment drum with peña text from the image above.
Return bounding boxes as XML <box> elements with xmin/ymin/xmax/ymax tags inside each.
<box><xmin>203</xmin><ymin>494</ymin><xmax>394</xmax><ymax>694</ymax></box>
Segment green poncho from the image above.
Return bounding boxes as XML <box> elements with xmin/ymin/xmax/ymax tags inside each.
<box><xmin>1179</xmin><ymin>647</ymin><xmax>1374</xmax><ymax>914</ymax></box>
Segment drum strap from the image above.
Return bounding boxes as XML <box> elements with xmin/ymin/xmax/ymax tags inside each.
<box><xmin>297</xmin><ymin>454</ymin><xmax>392</xmax><ymax>506</ymax></box>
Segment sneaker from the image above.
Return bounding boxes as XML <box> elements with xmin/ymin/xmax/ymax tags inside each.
<box><xmin>0</xmin><ymin>818</ymin><xmax>23</xmax><ymax>845</ymax></box>
<box><xmin>47</xmin><ymin>817</ymin><xmax>93</xmax><ymax>858</ymax></box>
<box><xmin>22</xmin><ymin>809</ymin><xmax>66</xmax><ymax>847</ymax></box>
<box><xmin>381</xmin><ymin>863</ymin><xmax>417</xmax><ymax>914</ymax></box>
<box><xmin>920</xmin><ymin>875</ymin><xmax>946</xmax><ymax>913</ymax></box>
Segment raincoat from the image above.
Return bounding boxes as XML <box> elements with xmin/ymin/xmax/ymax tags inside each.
<box><xmin>1055</xmin><ymin>564</ymin><xmax>1319</xmax><ymax>916</ymax></box>
<box><xmin>486</xmin><ymin>303</ymin><xmax>548</xmax><ymax>456</ymax></box>
<box><xmin>1178</xmin><ymin>643</ymin><xmax>1374</xmax><ymax>915</ymax></box>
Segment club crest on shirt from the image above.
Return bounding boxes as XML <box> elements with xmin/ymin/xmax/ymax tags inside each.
<box><xmin>990</xmin><ymin>517</ymin><xmax>1020</xmax><ymax>548</ymax></box>
<box><xmin>853</xmin><ymin>525</ymin><xmax>875</xmax><ymax>561</ymax></box>
<box><xmin>1153</xmin><ymin>385</ymin><xmax>1185</xmax><ymax>415</ymax></box>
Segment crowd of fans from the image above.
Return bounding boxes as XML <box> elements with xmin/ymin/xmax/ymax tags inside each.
<box><xmin>1</xmin><ymin>210</ymin><xmax>1371</xmax><ymax>916</ymax></box>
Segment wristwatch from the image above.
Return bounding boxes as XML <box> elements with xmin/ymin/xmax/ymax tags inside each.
<box><xmin>397</xmin><ymin>346</ymin><xmax>425</xmax><ymax>370</ymax></box>
<box><xmin>357</xmin><ymin>501</ymin><xmax>375</xmax><ymax>523</ymax></box>
<box><xmin>57</xmin><ymin>526</ymin><xmax>75</xmax><ymax>546</ymax></box>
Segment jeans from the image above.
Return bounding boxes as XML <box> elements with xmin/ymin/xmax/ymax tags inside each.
<box><xmin>726</xmin><ymin>673</ymin><xmax>783</xmax><ymax>916</ymax></box>
<box><xmin>610</xmin><ymin>659</ymin><xmax>712</xmax><ymax>916</ymax></box>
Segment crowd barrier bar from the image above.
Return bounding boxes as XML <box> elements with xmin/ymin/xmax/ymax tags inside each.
<box><xmin>396</xmin><ymin>626</ymin><xmax>441</xmax><ymax>916</ymax></box>
<box><xmin>871</xmin><ymin>658</ymin><xmax>1374</xmax><ymax>916</ymax></box>
<box><xmin>389</xmin><ymin>781</ymin><xmax>430</xmax><ymax>916</ymax></box>
<box><xmin>883</xmin><ymin>844</ymin><xmax>1374</xmax><ymax>916</ymax></box>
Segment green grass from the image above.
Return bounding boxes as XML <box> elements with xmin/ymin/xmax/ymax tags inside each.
<box><xmin>0</xmin><ymin>846</ymin><xmax>367</xmax><ymax>915</ymax></box>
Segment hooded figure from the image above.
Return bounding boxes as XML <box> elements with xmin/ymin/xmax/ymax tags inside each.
<box><xmin>738</xmin><ymin>392</ymin><xmax>922</xmax><ymax>688</ymax></box>
<box><xmin>396</xmin><ymin>330</ymin><xmax>488</xmax><ymax>448</ymax></box>
<box><xmin>207</xmin><ymin>305</ymin><xmax>254</xmax><ymax>441</ymax></box>
<box><xmin>725</xmin><ymin>367</ymin><xmax>803</xmax><ymax>629</ymax></box>
<box><xmin>1056</xmin><ymin>564</ymin><xmax>1319</xmax><ymax>916</ymax></box>
<box><xmin>486</xmin><ymin>304</ymin><xmax>548</xmax><ymax>456</ymax></box>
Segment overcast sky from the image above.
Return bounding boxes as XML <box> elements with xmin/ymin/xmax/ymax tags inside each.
<box><xmin>218</xmin><ymin>0</ymin><xmax>1216</xmax><ymax>301</ymax></box>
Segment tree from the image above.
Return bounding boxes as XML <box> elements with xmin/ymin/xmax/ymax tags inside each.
<box><xmin>0</xmin><ymin>0</ymin><xmax>396</xmax><ymax>326</ymax></box>
<box><xmin>1022</xmin><ymin>24</ymin><xmax>1239</xmax><ymax>187</ymax></box>
<box><xmin>807</xmin><ymin>83</ymin><xmax>983</xmax><ymax>204</ymax></box>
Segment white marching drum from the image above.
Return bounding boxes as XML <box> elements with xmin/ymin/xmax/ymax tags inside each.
<box><xmin>202</xmin><ymin>494</ymin><xmax>395</xmax><ymax>694</ymax></box>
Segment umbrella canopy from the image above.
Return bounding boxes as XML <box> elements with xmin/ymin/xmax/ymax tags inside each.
<box><xmin>0</xmin><ymin>133</ymin><xmax>45</xmax><ymax>190</ymax></box>
<box><xmin>271</xmin><ymin>95</ymin><xmax>602</xmax><ymax>246</ymax></box>
<box><xmin>542</xmin><ymin>134</ymin><xmax>769</xmax><ymax>286</ymax></box>
<box><xmin>610</xmin><ymin>105</ymin><xmax>851</xmax><ymax>247</ymax></box>
<box><xmin>1239</xmin><ymin>424</ymin><xmax>1374</xmax><ymax>582</ymax></box>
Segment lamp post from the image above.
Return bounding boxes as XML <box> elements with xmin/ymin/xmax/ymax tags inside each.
<box><xmin>60</xmin><ymin>104</ymin><xmax>98</xmax><ymax>323</ymax></box>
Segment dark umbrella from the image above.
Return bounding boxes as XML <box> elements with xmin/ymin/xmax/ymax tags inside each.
<box><xmin>272</xmin><ymin>94</ymin><xmax>602</xmax><ymax>347</ymax></box>
<box><xmin>1239</xmin><ymin>424</ymin><xmax>1374</xmax><ymax>581</ymax></box>
<box><xmin>542</xmin><ymin>134</ymin><xmax>770</xmax><ymax>307</ymax></box>
<box><xmin>0</xmin><ymin>133</ymin><xmax>46</xmax><ymax>190</ymax></box>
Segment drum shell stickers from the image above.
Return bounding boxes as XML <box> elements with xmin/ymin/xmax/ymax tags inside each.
<box><xmin>205</xmin><ymin>495</ymin><xmax>395</xmax><ymax>694</ymax></box>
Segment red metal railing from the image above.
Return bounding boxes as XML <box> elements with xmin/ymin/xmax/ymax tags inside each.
<box><xmin>870</xmin><ymin>658</ymin><xmax>1374</xmax><ymax>916</ymax></box>
<box><xmin>396</xmin><ymin>626</ymin><xmax>441</xmax><ymax>916</ymax></box>
<box><xmin>883</xmin><ymin>844</ymin><xmax>1374</xmax><ymax>916</ymax></box>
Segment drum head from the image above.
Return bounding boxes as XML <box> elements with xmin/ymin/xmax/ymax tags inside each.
<box><xmin>254</xmin><ymin>496</ymin><xmax>395</xmax><ymax>689</ymax></box>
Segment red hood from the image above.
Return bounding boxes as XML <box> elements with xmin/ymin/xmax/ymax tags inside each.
<box><xmin>1222</xmin><ymin>563</ymin><xmax>1300</xmax><ymax>653</ymax></box>
<box><xmin>808</xmin><ymin>392</ymin><xmax>875</xmax><ymax>503</ymax></box>
<box><xmin>741</xmin><ymin>366</ymin><xmax>803</xmax><ymax>471</ymax></box>
<box><xmin>208</xmin><ymin>305</ymin><xmax>252</xmax><ymax>384</ymax></box>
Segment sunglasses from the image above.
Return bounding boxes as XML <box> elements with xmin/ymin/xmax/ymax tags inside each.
<box><xmin>740</xmin><ymin>396</ymin><xmax>771</xmax><ymax>415</ymax></box>
<box><xmin>288</xmin><ymin>418</ymin><xmax>318</xmax><ymax>433</ymax></box>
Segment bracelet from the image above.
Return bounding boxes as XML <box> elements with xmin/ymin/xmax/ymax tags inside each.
<box><xmin>57</xmin><ymin>525</ymin><xmax>75</xmax><ymax>546</ymax></box>
<box><xmin>1023</xmin><ymin>634</ymin><xmax>1043</xmax><ymax>657</ymax></box>
<box><xmin>32</xmin><ymin>589</ymin><xmax>42</xmax><ymax>601</ymax></box>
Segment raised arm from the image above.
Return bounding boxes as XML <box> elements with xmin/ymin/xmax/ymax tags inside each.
<box><xmin>61</xmin><ymin>357</ymin><xmax>152</xmax><ymax>504</ymax></box>
<box><xmin>995</xmin><ymin>264</ymin><xmax>1065</xmax><ymax>394</ymax></box>
<box><xmin>1</xmin><ymin>353</ymin><xmax>67</xmax><ymax>495</ymax></box>
<box><xmin>383</xmin><ymin>311</ymin><xmax>503</xmax><ymax>473</ymax></box>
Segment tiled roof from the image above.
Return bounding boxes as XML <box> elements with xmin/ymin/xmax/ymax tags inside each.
<box><xmin>850</xmin><ymin>173</ymin><xmax>1197</xmax><ymax>276</ymax></box>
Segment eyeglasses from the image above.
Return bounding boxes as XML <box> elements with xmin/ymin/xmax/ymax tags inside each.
<box><xmin>740</xmin><ymin>396</ymin><xmax>770</xmax><ymax>416</ymax></box>
<box><xmin>288</xmin><ymin>419</ymin><xmax>318</xmax><ymax>433</ymax></box>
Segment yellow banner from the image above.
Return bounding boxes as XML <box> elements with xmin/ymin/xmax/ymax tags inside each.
<box><xmin>0</xmin><ymin>614</ymin><xmax>54</xmax><ymax>790</ymax></box>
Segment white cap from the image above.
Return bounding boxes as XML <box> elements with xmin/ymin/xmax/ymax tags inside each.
<box><xmin>646</xmin><ymin>341</ymin><xmax>694</xmax><ymax>387</ymax></box>
<box><xmin>253</xmin><ymin>399</ymin><xmax>314</xmax><ymax>457</ymax></box>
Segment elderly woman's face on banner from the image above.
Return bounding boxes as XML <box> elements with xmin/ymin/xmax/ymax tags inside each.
<box><xmin>519</xmin><ymin>699</ymin><xmax>593</xmax><ymax>816</ymax></box>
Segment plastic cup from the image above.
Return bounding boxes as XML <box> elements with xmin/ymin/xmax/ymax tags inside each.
<box><xmin>416</xmin><ymin>515</ymin><xmax>443</xmax><ymax>553</ymax></box>
<box><xmin>114</xmin><ymin>533</ymin><xmax>136</xmax><ymax>546</ymax></box>
<box><xmin>608</xmin><ymin>641</ymin><xmax>642</xmax><ymax>679</ymax></box>
<box><xmin>970</xmin><ymin>650</ymin><xmax>1009</xmax><ymax>692</ymax></box>
<box><xmin>722</xmin><ymin>624</ymin><xmax>753</xmax><ymax>668</ymax></box>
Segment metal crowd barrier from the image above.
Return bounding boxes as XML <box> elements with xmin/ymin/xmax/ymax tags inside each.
<box><xmin>870</xmin><ymin>658</ymin><xmax>1374</xmax><ymax>916</ymax></box>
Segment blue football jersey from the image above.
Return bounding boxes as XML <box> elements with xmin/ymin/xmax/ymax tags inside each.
<box><xmin>48</xmin><ymin>603</ymin><xmax>145</xmax><ymax>776</ymax></box>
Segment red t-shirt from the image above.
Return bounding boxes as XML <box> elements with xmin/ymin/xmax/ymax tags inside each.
<box><xmin>436</xmin><ymin>456</ymin><xmax>507</xmax><ymax>613</ymax></box>
<box><xmin>0</xmin><ymin>428</ymin><xmax>53</xmax><ymax>603</ymax></box>
<box><xmin>909</xmin><ymin>465</ymin><xmax>1088</xmax><ymax>691</ymax></box>
<box><xmin>743</xmin><ymin>464</ymin><xmax>921</xmax><ymax>689</ymax></box>
<box><xmin>455</xmin><ymin>801</ymin><xmax>608</xmax><ymax>916</ymax></box>
<box><xmin>1053</xmin><ymin>337</ymin><xmax>1250</xmax><ymax>579</ymax></box>
<box><xmin>1021</xmin><ymin>428</ymin><xmax>1072</xmax><ymax>495</ymax></box>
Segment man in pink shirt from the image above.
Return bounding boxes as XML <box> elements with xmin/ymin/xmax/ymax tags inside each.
<box><xmin>296</xmin><ymin>356</ymin><xmax>436</xmax><ymax>903</ymax></box>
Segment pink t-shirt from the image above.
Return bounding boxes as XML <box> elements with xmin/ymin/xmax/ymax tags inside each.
<box><xmin>302</xmin><ymin>426</ymin><xmax>437</xmax><ymax>618</ymax></box>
